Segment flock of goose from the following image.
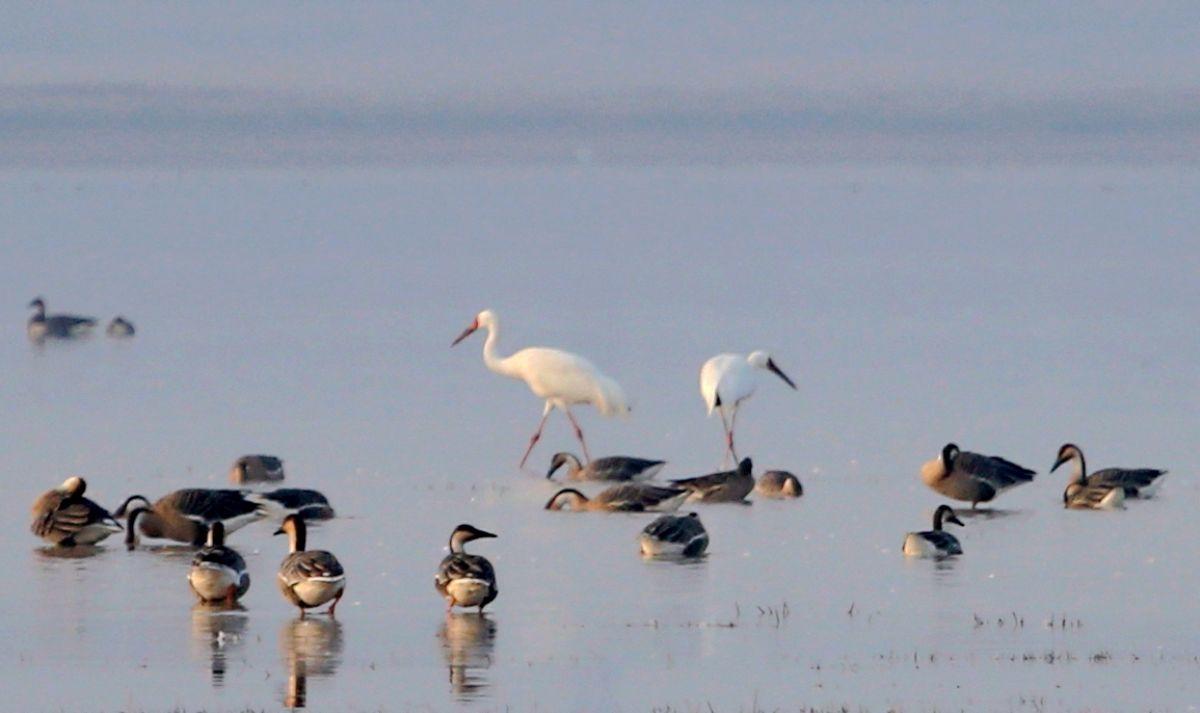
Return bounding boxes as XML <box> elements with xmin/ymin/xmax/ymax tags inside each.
<box><xmin>27</xmin><ymin>303</ymin><xmax>1171</xmax><ymax>620</ymax></box>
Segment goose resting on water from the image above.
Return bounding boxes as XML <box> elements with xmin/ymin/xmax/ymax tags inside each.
<box><xmin>639</xmin><ymin>512</ymin><xmax>709</xmax><ymax>557</ymax></box>
<box><xmin>27</xmin><ymin>297</ymin><xmax>96</xmax><ymax>340</ymax></box>
<box><xmin>435</xmin><ymin>524</ymin><xmax>499</xmax><ymax>613</ymax></box>
<box><xmin>229</xmin><ymin>455</ymin><xmax>286</xmax><ymax>484</ymax></box>
<box><xmin>30</xmin><ymin>476</ymin><xmax>122</xmax><ymax>546</ymax></box>
<box><xmin>544</xmin><ymin>483</ymin><xmax>688</xmax><ymax>512</ymax></box>
<box><xmin>546</xmin><ymin>452</ymin><xmax>665</xmax><ymax>482</ymax></box>
<box><xmin>671</xmin><ymin>457</ymin><xmax>754</xmax><ymax>503</ymax></box>
<box><xmin>903</xmin><ymin>504</ymin><xmax>964</xmax><ymax>557</ymax></box>
<box><xmin>188</xmin><ymin>521</ymin><xmax>250</xmax><ymax>605</ymax></box>
<box><xmin>1051</xmin><ymin>443</ymin><xmax>1166</xmax><ymax>499</ymax></box>
<box><xmin>115</xmin><ymin>489</ymin><xmax>265</xmax><ymax>546</ymax></box>
<box><xmin>920</xmin><ymin>443</ymin><xmax>1036</xmax><ymax>508</ymax></box>
<box><xmin>755</xmin><ymin>470</ymin><xmax>803</xmax><ymax>499</ymax></box>
<box><xmin>106</xmin><ymin>316</ymin><xmax>135</xmax><ymax>337</ymax></box>
<box><xmin>275</xmin><ymin>514</ymin><xmax>346</xmax><ymax>617</ymax></box>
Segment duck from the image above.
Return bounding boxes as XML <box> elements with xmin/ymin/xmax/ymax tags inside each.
<box><xmin>920</xmin><ymin>443</ymin><xmax>1036</xmax><ymax>508</ymax></box>
<box><xmin>30</xmin><ymin>476</ymin><xmax>122</xmax><ymax>546</ymax></box>
<box><xmin>546</xmin><ymin>452</ymin><xmax>666</xmax><ymax>482</ymax></box>
<box><xmin>754</xmin><ymin>470</ymin><xmax>803</xmax><ymax>499</ymax></box>
<box><xmin>544</xmin><ymin>483</ymin><xmax>688</xmax><ymax>512</ymax></box>
<box><xmin>27</xmin><ymin>297</ymin><xmax>97</xmax><ymax>340</ymax></box>
<box><xmin>639</xmin><ymin>512</ymin><xmax>709</xmax><ymax>557</ymax></box>
<box><xmin>903</xmin><ymin>505</ymin><xmax>964</xmax><ymax>557</ymax></box>
<box><xmin>700</xmin><ymin>351</ymin><xmax>797</xmax><ymax>462</ymax></box>
<box><xmin>106</xmin><ymin>316</ymin><xmax>135</xmax><ymax>337</ymax></box>
<box><xmin>275</xmin><ymin>514</ymin><xmax>346</xmax><ymax>617</ymax></box>
<box><xmin>670</xmin><ymin>457</ymin><xmax>754</xmax><ymax>503</ymax></box>
<box><xmin>1051</xmin><ymin>443</ymin><xmax>1166</xmax><ymax>498</ymax></box>
<box><xmin>188</xmin><ymin>521</ymin><xmax>250</xmax><ymax>605</ymax></box>
<box><xmin>247</xmin><ymin>488</ymin><xmax>335</xmax><ymax>520</ymax></box>
<box><xmin>435</xmin><ymin>524</ymin><xmax>499</xmax><ymax>613</ymax></box>
<box><xmin>114</xmin><ymin>489</ymin><xmax>265</xmax><ymax>546</ymax></box>
<box><xmin>229</xmin><ymin>455</ymin><xmax>286</xmax><ymax>484</ymax></box>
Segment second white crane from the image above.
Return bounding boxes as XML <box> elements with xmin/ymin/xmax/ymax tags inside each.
<box><xmin>700</xmin><ymin>351</ymin><xmax>796</xmax><ymax>463</ymax></box>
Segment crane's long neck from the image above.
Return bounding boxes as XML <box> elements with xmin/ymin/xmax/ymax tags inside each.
<box><xmin>481</xmin><ymin>321</ymin><xmax>519</xmax><ymax>378</ymax></box>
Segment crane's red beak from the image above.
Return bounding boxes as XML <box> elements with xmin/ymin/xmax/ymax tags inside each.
<box><xmin>451</xmin><ymin>319</ymin><xmax>479</xmax><ymax>347</ymax></box>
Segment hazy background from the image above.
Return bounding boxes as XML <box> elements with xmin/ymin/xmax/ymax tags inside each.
<box><xmin>2</xmin><ymin>2</ymin><xmax>1198</xmax><ymax>165</ymax></box>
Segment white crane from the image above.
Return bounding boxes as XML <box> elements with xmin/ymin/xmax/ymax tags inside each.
<box><xmin>452</xmin><ymin>309</ymin><xmax>629</xmax><ymax>468</ymax></box>
<box><xmin>700</xmin><ymin>351</ymin><xmax>796</xmax><ymax>463</ymax></box>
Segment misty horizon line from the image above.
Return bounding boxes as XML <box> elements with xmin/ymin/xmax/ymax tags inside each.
<box><xmin>2</xmin><ymin>82</ymin><xmax>1197</xmax><ymax>166</ymax></box>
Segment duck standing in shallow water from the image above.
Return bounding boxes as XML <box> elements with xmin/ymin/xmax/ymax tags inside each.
<box><xmin>920</xmin><ymin>443</ymin><xmax>1035</xmax><ymax>508</ymax></box>
<box><xmin>903</xmin><ymin>505</ymin><xmax>964</xmax><ymax>557</ymax></box>
<box><xmin>1051</xmin><ymin>443</ymin><xmax>1166</xmax><ymax>499</ymax></box>
<box><xmin>27</xmin><ymin>297</ymin><xmax>96</xmax><ymax>341</ymax></box>
<box><xmin>30</xmin><ymin>476</ymin><xmax>122</xmax><ymax>546</ymax></box>
<box><xmin>188</xmin><ymin>522</ymin><xmax>250</xmax><ymax>605</ymax></box>
<box><xmin>546</xmin><ymin>452</ymin><xmax>666</xmax><ymax>482</ymax></box>
<box><xmin>435</xmin><ymin>524</ymin><xmax>499</xmax><ymax>613</ymax></box>
<box><xmin>275</xmin><ymin>514</ymin><xmax>346</xmax><ymax>617</ymax></box>
<box><xmin>639</xmin><ymin>512</ymin><xmax>709</xmax><ymax>557</ymax></box>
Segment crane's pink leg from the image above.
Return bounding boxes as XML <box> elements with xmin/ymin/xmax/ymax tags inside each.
<box><xmin>518</xmin><ymin>409</ymin><xmax>552</xmax><ymax>468</ymax></box>
<box><xmin>564</xmin><ymin>409</ymin><xmax>592</xmax><ymax>464</ymax></box>
<box><xmin>718</xmin><ymin>408</ymin><xmax>734</xmax><ymax>466</ymax></box>
<box><xmin>728</xmin><ymin>405</ymin><xmax>740</xmax><ymax>462</ymax></box>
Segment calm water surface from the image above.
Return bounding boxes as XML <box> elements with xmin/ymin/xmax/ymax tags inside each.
<box><xmin>1</xmin><ymin>165</ymin><xmax>1197</xmax><ymax>712</ymax></box>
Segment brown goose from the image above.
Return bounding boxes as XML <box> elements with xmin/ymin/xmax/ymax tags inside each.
<box><xmin>435</xmin><ymin>524</ymin><xmax>499</xmax><ymax>613</ymax></box>
<box><xmin>544</xmin><ymin>483</ymin><xmax>688</xmax><ymax>512</ymax></box>
<box><xmin>671</xmin><ymin>457</ymin><xmax>754</xmax><ymax>503</ymax></box>
<box><xmin>1051</xmin><ymin>443</ymin><xmax>1166</xmax><ymax>498</ymax></box>
<box><xmin>546</xmin><ymin>452</ymin><xmax>666</xmax><ymax>482</ymax></box>
<box><xmin>275</xmin><ymin>514</ymin><xmax>346</xmax><ymax>617</ymax></box>
<box><xmin>920</xmin><ymin>443</ymin><xmax>1036</xmax><ymax>508</ymax></box>
<box><xmin>188</xmin><ymin>522</ymin><xmax>250</xmax><ymax>605</ymax></box>
<box><xmin>115</xmin><ymin>489</ymin><xmax>265</xmax><ymax>546</ymax></box>
<box><xmin>30</xmin><ymin>476</ymin><xmax>122</xmax><ymax>546</ymax></box>
<box><xmin>229</xmin><ymin>455</ymin><xmax>286</xmax><ymax>484</ymax></box>
<box><xmin>754</xmin><ymin>470</ymin><xmax>803</xmax><ymax>499</ymax></box>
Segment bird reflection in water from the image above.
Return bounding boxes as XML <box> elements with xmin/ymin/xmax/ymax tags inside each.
<box><xmin>189</xmin><ymin>603</ymin><xmax>248</xmax><ymax>688</ymax></box>
<box><xmin>280</xmin><ymin>616</ymin><xmax>344</xmax><ymax>709</ymax></box>
<box><xmin>439</xmin><ymin>612</ymin><xmax>497</xmax><ymax>701</ymax></box>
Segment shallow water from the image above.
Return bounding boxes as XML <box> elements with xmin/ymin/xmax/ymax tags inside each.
<box><xmin>1</xmin><ymin>165</ymin><xmax>1197</xmax><ymax>711</ymax></box>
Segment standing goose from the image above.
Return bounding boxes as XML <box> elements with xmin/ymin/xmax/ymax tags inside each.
<box><xmin>700</xmin><ymin>351</ymin><xmax>796</xmax><ymax>463</ymax></box>
<box><xmin>275</xmin><ymin>514</ymin><xmax>346</xmax><ymax>617</ymax></box>
<box><xmin>639</xmin><ymin>512</ymin><xmax>709</xmax><ymax>557</ymax></box>
<box><xmin>903</xmin><ymin>505</ymin><xmax>965</xmax><ymax>557</ymax></box>
<box><xmin>27</xmin><ymin>297</ymin><xmax>97</xmax><ymax>341</ymax></box>
<box><xmin>106</xmin><ymin>316</ymin><xmax>136</xmax><ymax>337</ymax></box>
<box><xmin>114</xmin><ymin>489</ymin><xmax>265</xmax><ymax>546</ymax></box>
<box><xmin>229</xmin><ymin>455</ymin><xmax>286</xmax><ymax>484</ymax></box>
<box><xmin>435</xmin><ymin>524</ymin><xmax>499</xmax><ymax>613</ymax></box>
<box><xmin>1051</xmin><ymin>443</ymin><xmax>1166</xmax><ymax>499</ymax></box>
<box><xmin>546</xmin><ymin>452</ymin><xmax>666</xmax><ymax>482</ymax></box>
<box><xmin>671</xmin><ymin>457</ymin><xmax>755</xmax><ymax>503</ymax></box>
<box><xmin>451</xmin><ymin>309</ymin><xmax>630</xmax><ymax>468</ymax></box>
<box><xmin>188</xmin><ymin>522</ymin><xmax>251</xmax><ymax>605</ymax></box>
<box><xmin>755</xmin><ymin>470</ymin><xmax>803</xmax><ymax>499</ymax></box>
<box><xmin>30</xmin><ymin>476</ymin><xmax>122</xmax><ymax>546</ymax></box>
<box><xmin>920</xmin><ymin>443</ymin><xmax>1036</xmax><ymax>508</ymax></box>
<box><xmin>544</xmin><ymin>483</ymin><xmax>688</xmax><ymax>512</ymax></box>
<box><xmin>247</xmin><ymin>489</ymin><xmax>336</xmax><ymax>520</ymax></box>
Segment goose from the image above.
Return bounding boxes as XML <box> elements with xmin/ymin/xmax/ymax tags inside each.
<box><xmin>247</xmin><ymin>489</ymin><xmax>335</xmax><ymax>520</ymax></box>
<box><xmin>27</xmin><ymin>297</ymin><xmax>97</xmax><ymax>340</ymax></box>
<box><xmin>920</xmin><ymin>443</ymin><xmax>1036</xmax><ymax>508</ymax></box>
<box><xmin>30</xmin><ymin>476</ymin><xmax>122</xmax><ymax>546</ymax></box>
<box><xmin>275</xmin><ymin>514</ymin><xmax>346</xmax><ymax>617</ymax></box>
<box><xmin>1051</xmin><ymin>443</ymin><xmax>1166</xmax><ymax>499</ymax></box>
<box><xmin>1063</xmin><ymin>478</ymin><xmax>1126</xmax><ymax>510</ymax></box>
<box><xmin>903</xmin><ymin>505</ymin><xmax>964</xmax><ymax>557</ymax></box>
<box><xmin>755</xmin><ymin>470</ymin><xmax>803</xmax><ymax>499</ymax></box>
<box><xmin>435</xmin><ymin>524</ymin><xmax>499</xmax><ymax>613</ymax></box>
<box><xmin>188</xmin><ymin>522</ymin><xmax>250</xmax><ymax>605</ymax></box>
<box><xmin>114</xmin><ymin>489</ymin><xmax>265</xmax><ymax>546</ymax></box>
<box><xmin>700</xmin><ymin>351</ymin><xmax>797</xmax><ymax>462</ymax></box>
<box><xmin>229</xmin><ymin>455</ymin><xmax>286</xmax><ymax>484</ymax></box>
<box><xmin>451</xmin><ymin>309</ymin><xmax>630</xmax><ymax>468</ymax></box>
<box><xmin>106</xmin><ymin>316</ymin><xmax>135</xmax><ymax>337</ymax></box>
<box><xmin>546</xmin><ymin>452</ymin><xmax>665</xmax><ymax>482</ymax></box>
<box><xmin>639</xmin><ymin>512</ymin><xmax>709</xmax><ymax>557</ymax></box>
<box><xmin>544</xmin><ymin>483</ymin><xmax>688</xmax><ymax>512</ymax></box>
<box><xmin>671</xmin><ymin>457</ymin><xmax>754</xmax><ymax>503</ymax></box>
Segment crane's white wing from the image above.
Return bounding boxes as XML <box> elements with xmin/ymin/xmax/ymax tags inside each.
<box><xmin>700</xmin><ymin>353</ymin><xmax>755</xmax><ymax>415</ymax></box>
<box><xmin>509</xmin><ymin>347</ymin><xmax>628</xmax><ymax>416</ymax></box>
